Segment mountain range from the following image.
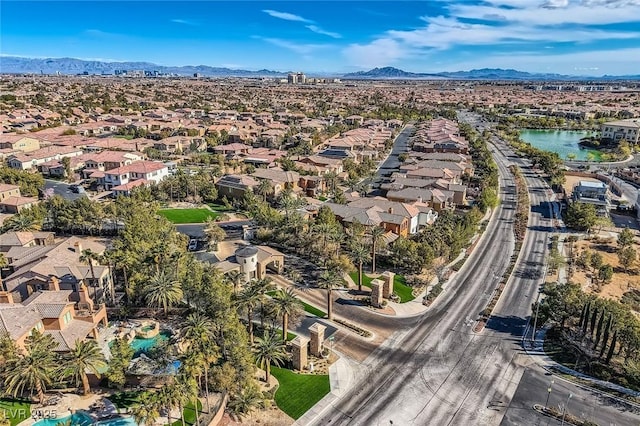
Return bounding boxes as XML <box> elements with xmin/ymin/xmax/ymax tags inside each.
<box><xmin>1</xmin><ymin>57</ymin><xmax>640</xmax><ymax>81</ymax></box>
<box><xmin>342</xmin><ymin>66</ymin><xmax>640</xmax><ymax>81</ymax></box>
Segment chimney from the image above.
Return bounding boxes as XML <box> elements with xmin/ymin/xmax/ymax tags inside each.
<box><xmin>77</xmin><ymin>282</ymin><xmax>95</xmax><ymax>311</ymax></box>
<box><xmin>74</xmin><ymin>241</ymin><xmax>82</xmax><ymax>254</ymax></box>
<box><xmin>0</xmin><ymin>291</ymin><xmax>14</xmax><ymax>304</ymax></box>
<box><xmin>388</xmin><ymin>207</ymin><xmax>393</xmax><ymax>214</ymax></box>
<box><xmin>47</xmin><ymin>276</ymin><xmax>60</xmax><ymax>291</ymax></box>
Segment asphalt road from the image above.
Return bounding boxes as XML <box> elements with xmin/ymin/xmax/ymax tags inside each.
<box><xmin>313</xmin><ymin>119</ymin><xmax>520</xmax><ymax>425</ymax></box>
<box><xmin>311</xmin><ymin>112</ymin><xmax>640</xmax><ymax>426</ymax></box>
<box><xmin>367</xmin><ymin>124</ymin><xmax>414</xmax><ymax>193</ymax></box>
<box><xmin>44</xmin><ymin>179</ymin><xmax>86</xmax><ymax>201</ymax></box>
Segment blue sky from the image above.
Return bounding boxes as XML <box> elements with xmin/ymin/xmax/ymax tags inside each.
<box><xmin>1</xmin><ymin>1</ymin><xmax>640</xmax><ymax>75</ymax></box>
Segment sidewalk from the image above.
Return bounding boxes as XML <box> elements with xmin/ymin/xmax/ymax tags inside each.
<box><xmin>524</xmin><ymin>327</ymin><xmax>640</xmax><ymax>401</ymax></box>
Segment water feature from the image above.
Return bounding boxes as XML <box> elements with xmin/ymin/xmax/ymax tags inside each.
<box><xmin>34</xmin><ymin>412</ymin><xmax>138</xmax><ymax>426</ymax></box>
<box><xmin>129</xmin><ymin>330</ymin><xmax>171</xmax><ymax>357</ymax></box>
<box><xmin>519</xmin><ymin>129</ymin><xmax>601</xmax><ymax>161</ymax></box>
<box><xmin>34</xmin><ymin>412</ymin><xmax>94</xmax><ymax>426</ymax></box>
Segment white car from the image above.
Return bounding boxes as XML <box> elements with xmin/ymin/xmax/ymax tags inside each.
<box><xmin>188</xmin><ymin>239</ymin><xmax>198</xmax><ymax>251</ymax></box>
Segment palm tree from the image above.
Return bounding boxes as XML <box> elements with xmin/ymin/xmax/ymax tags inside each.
<box><xmin>144</xmin><ymin>270</ymin><xmax>183</xmax><ymax>316</ymax></box>
<box><xmin>5</xmin><ymin>214</ymin><xmax>41</xmax><ymax>232</ymax></box>
<box><xmin>272</xmin><ymin>288</ymin><xmax>303</xmax><ymax>342</ymax></box>
<box><xmin>369</xmin><ymin>226</ymin><xmax>387</xmax><ymax>273</ymax></box>
<box><xmin>156</xmin><ymin>383</ymin><xmax>181</xmax><ymax>425</ymax></box>
<box><xmin>251</xmin><ymin>278</ymin><xmax>275</xmax><ymax>329</ymax></box>
<box><xmin>3</xmin><ymin>331</ymin><xmax>58</xmax><ymax>404</ymax></box>
<box><xmin>255</xmin><ymin>179</ymin><xmax>273</xmax><ymax>202</ymax></box>
<box><xmin>204</xmin><ymin>217</ymin><xmax>226</xmax><ymax>251</ymax></box>
<box><xmin>253</xmin><ymin>330</ymin><xmax>288</xmax><ymax>382</ymax></box>
<box><xmin>63</xmin><ymin>340</ymin><xmax>107</xmax><ymax>395</ymax></box>
<box><xmin>0</xmin><ymin>253</ymin><xmax>7</xmax><ymax>292</ymax></box>
<box><xmin>237</xmin><ymin>284</ymin><xmax>261</xmax><ymax>344</ymax></box>
<box><xmin>318</xmin><ymin>269</ymin><xmax>343</xmax><ymax>320</ymax></box>
<box><xmin>227</xmin><ymin>385</ymin><xmax>264</xmax><ymax>421</ymax></box>
<box><xmin>225</xmin><ymin>270</ymin><xmax>245</xmax><ymax>296</ymax></box>
<box><xmin>349</xmin><ymin>242</ymin><xmax>371</xmax><ymax>292</ymax></box>
<box><xmin>130</xmin><ymin>392</ymin><xmax>160</xmax><ymax>426</ymax></box>
<box><xmin>79</xmin><ymin>248</ymin><xmax>101</xmax><ymax>304</ymax></box>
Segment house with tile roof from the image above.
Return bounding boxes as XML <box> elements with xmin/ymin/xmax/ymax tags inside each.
<box><xmin>2</xmin><ymin>237</ymin><xmax>112</xmax><ymax>304</ymax></box>
<box><xmin>0</xmin><ymin>277</ymin><xmax>107</xmax><ymax>352</ymax></box>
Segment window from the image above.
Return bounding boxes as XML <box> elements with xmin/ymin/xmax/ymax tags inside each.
<box><xmin>63</xmin><ymin>311</ymin><xmax>72</xmax><ymax>325</ymax></box>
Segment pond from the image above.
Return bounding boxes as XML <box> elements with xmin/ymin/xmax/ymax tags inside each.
<box><xmin>519</xmin><ymin>129</ymin><xmax>601</xmax><ymax>161</ymax></box>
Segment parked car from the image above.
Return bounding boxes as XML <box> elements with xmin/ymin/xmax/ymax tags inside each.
<box><xmin>188</xmin><ymin>239</ymin><xmax>198</xmax><ymax>251</ymax></box>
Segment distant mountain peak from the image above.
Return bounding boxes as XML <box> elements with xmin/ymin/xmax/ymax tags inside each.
<box><xmin>0</xmin><ymin>56</ymin><xmax>286</xmax><ymax>77</ymax></box>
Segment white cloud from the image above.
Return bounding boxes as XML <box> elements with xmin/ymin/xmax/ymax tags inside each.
<box><xmin>450</xmin><ymin>1</ymin><xmax>640</xmax><ymax>25</ymax></box>
<box><xmin>256</xmin><ymin>37</ymin><xmax>328</xmax><ymax>55</ymax></box>
<box><xmin>262</xmin><ymin>10</ymin><xmax>312</xmax><ymax>23</ymax></box>
<box><xmin>306</xmin><ymin>25</ymin><xmax>341</xmax><ymax>39</ymax></box>
<box><xmin>441</xmin><ymin>47</ymin><xmax>640</xmax><ymax>75</ymax></box>
<box><xmin>343</xmin><ymin>39</ymin><xmax>408</xmax><ymax>69</ymax></box>
<box><xmin>171</xmin><ymin>19</ymin><xmax>198</xmax><ymax>26</ymax></box>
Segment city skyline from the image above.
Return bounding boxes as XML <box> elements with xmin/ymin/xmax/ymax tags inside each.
<box><xmin>1</xmin><ymin>1</ymin><xmax>640</xmax><ymax>76</ymax></box>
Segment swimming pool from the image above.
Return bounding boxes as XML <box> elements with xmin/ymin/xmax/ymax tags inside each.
<box><xmin>129</xmin><ymin>330</ymin><xmax>171</xmax><ymax>357</ymax></box>
<box><xmin>34</xmin><ymin>412</ymin><xmax>93</xmax><ymax>426</ymax></box>
<box><xmin>34</xmin><ymin>412</ymin><xmax>138</xmax><ymax>426</ymax></box>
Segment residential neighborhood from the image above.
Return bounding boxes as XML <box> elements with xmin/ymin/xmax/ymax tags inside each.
<box><xmin>0</xmin><ymin>71</ymin><xmax>639</xmax><ymax>426</ymax></box>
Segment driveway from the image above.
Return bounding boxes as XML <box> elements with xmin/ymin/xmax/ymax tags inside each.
<box><xmin>44</xmin><ymin>179</ymin><xmax>86</xmax><ymax>201</ymax></box>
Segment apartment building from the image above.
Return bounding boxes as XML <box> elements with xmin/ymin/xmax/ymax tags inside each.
<box><xmin>601</xmin><ymin>118</ymin><xmax>640</xmax><ymax>144</ymax></box>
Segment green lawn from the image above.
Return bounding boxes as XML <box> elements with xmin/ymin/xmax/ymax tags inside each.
<box><xmin>301</xmin><ymin>301</ymin><xmax>326</xmax><ymax>318</ymax></box>
<box><xmin>349</xmin><ymin>272</ymin><xmax>374</xmax><ymax>288</ymax></box>
<box><xmin>393</xmin><ymin>275</ymin><xmax>415</xmax><ymax>303</ymax></box>
<box><xmin>207</xmin><ymin>203</ymin><xmax>234</xmax><ymax>212</ymax></box>
<box><xmin>0</xmin><ymin>398</ymin><xmax>30</xmax><ymax>426</ymax></box>
<box><xmin>271</xmin><ymin>367</ymin><xmax>330</xmax><ymax>420</ymax></box>
<box><xmin>167</xmin><ymin>400</ymin><xmax>202</xmax><ymax>426</ymax></box>
<box><xmin>158</xmin><ymin>208</ymin><xmax>218</xmax><ymax>223</ymax></box>
<box><xmin>348</xmin><ymin>272</ymin><xmax>415</xmax><ymax>303</ymax></box>
<box><xmin>266</xmin><ymin>291</ymin><xmax>326</xmax><ymax>318</ymax></box>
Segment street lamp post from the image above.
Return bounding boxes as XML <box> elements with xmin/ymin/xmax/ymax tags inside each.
<box><xmin>560</xmin><ymin>393</ymin><xmax>573</xmax><ymax>426</ymax></box>
<box><xmin>544</xmin><ymin>379</ymin><xmax>555</xmax><ymax>409</ymax></box>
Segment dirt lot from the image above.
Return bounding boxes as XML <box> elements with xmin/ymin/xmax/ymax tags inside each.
<box><xmin>567</xmin><ymin>233</ymin><xmax>640</xmax><ymax>303</ymax></box>
<box><xmin>562</xmin><ymin>175</ymin><xmax>602</xmax><ymax>197</ymax></box>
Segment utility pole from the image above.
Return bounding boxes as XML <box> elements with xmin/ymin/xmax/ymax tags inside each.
<box><xmin>561</xmin><ymin>393</ymin><xmax>573</xmax><ymax>426</ymax></box>
<box><xmin>544</xmin><ymin>379</ymin><xmax>554</xmax><ymax>409</ymax></box>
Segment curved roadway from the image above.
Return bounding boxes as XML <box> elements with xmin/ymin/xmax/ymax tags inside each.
<box><xmin>310</xmin><ymin>114</ymin><xmax>640</xmax><ymax>426</ymax></box>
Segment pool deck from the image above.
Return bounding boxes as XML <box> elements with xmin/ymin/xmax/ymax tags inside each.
<box><xmin>19</xmin><ymin>393</ymin><xmax>103</xmax><ymax>426</ymax></box>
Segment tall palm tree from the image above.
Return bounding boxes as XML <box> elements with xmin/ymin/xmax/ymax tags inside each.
<box><xmin>3</xmin><ymin>331</ymin><xmax>58</xmax><ymax>404</ymax></box>
<box><xmin>156</xmin><ymin>383</ymin><xmax>181</xmax><ymax>425</ymax></box>
<box><xmin>237</xmin><ymin>284</ymin><xmax>261</xmax><ymax>344</ymax></box>
<box><xmin>63</xmin><ymin>339</ymin><xmax>107</xmax><ymax>395</ymax></box>
<box><xmin>272</xmin><ymin>288</ymin><xmax>303</xmax><ymax>342</ymax></box>
<box><xmin>251</xmin><ymin>278</ymin><xmax>275</xmax><ymax>329</ymax></box>
<box><xmin>144</xmin><ymin>270</ymin><xmax>183</xmax><ymax>316</ymax></box>
<box><xmin>349</xmin><ymin>242</ymin><xmax>371</xmax><ymax>292</ymax></box>
<box><xmin>255</xmin><ymin>179</ymin><xmax>273</xmax><ymax>202</ymax></box>
<box><xmin>369</xmin><ymin>226</ymin><xmax>387</xmax><ymax>273</ymax></box>
<box><xmin>318</xmin><ymin>269</ymin><xmax>343</xmax><ymax>320</ymax></box>
<box><xmin>204</xmin><ymin>217</ymin><xmax>226</xmax><ymax>251</ymax></box>
<box><xmin>131</xmin><ymin>392</ymin><xmax>160</xmax><ymax>426</ymax></box>
<box><xmin>79</xmin><ymin>248</ymin><xmax>101</xmax><ymax>304</ymax></box>
<box><xmin>98</xmin><ymin>251</ymin><xmax>117</xmax><ymax>305</ymax></box>
<box><xmin>225</xmin><ymin>270</ymin><xmax>245</xmax><ymax>296</ymax></box>
<box><xmin>253</xmin><ymin>330</ymin><xmax>288</xmax><ymax>382</ymax></box>
<box><xmin>180</xmin><ymin>311</ymin><xmax>220</xmax><ymax>409</ymax></box>
<box><xmin>0</xmin><ymin>253</ymin><xmax>7</xmax><ymax>292</ymax></box>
